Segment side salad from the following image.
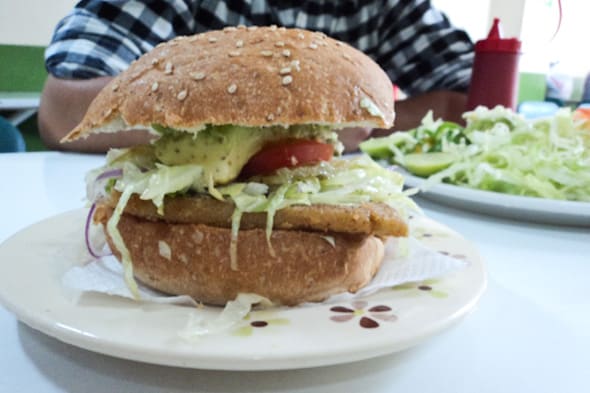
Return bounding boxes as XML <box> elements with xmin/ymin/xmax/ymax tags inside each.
<box><xmin>360</xmin><ymin>106</ymin><xmax>590</xmax><ymax>202</ymax></box>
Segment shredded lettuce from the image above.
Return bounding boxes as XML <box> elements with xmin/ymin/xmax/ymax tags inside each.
<box><xmin>92</xmin><ymin>152</ymin><xmax>417</xmax><ymax>219</ymax></box>
<box><xmin>105</xmin><ymin>162</ymin><xmax>205</xmax><ymax>215</ymax></box>
<box><xmin>361</xmin><ymin>106</ymin><xmax>590</xmax><ymax>202</ymax></box>
<box><xmin>106</xmin><ymin>185</ymin><xmax>140</xmax><ymax>299</ymax></box>
<box><xmin>139</xmin><ymin>164</ymin><xmax>204</xmax><ymax>214</ymax></box>
<box><xmin>87</xmin><ymin>132</ymin><xmax>417</xmax><ymax>298</ymax></box>
<box><xmin>229</xmin><ymin>208</ymin><xmax>243</xmax><ymax>271</ymax></box>
<box><xmin>178</xmin><ymin>293</ymin><xmax>273</xmax><ymax>340</ymax></box>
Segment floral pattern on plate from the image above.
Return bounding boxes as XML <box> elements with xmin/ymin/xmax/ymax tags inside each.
<box><xmin>329</xmin><ymin>300</ymin><xmax>398</xmax><ymax>328</ymax></box>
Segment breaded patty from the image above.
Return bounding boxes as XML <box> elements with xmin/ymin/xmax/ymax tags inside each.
<box><xmin>99</xmin><ymin>192</ymin><xmax>408</xmax><ymax>237</ymax></box>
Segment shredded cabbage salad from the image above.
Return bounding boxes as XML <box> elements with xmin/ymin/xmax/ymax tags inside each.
<box><xmin>360</xmin><ymin>106</ymin><xmax>590</xmax><ymax>202</ymax></box>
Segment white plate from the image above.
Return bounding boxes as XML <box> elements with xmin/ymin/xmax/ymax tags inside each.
<box><xmin>403</xmin><ymin>173</ymin><xmax>590</xmax><ymax>227</ymax></box>
<box><xmin>0</xmin><ymin>209</ymin><xmax>485</xmax><ymax>370</ymax></box>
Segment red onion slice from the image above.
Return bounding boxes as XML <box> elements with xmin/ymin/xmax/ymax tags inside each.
<box><xmin>96</xmin><ymin>168</ymin><xmax>123</xmax><ymax>181</ymax></box>
<box><xmin>85</xmin><ymin>203</ymin><xmax>111</xmax><ymax>258</ymax></box>
<box><xmin>87</xmin><ymin>168</ymin><xmax>123</xmax><ymax>203</ymax></box>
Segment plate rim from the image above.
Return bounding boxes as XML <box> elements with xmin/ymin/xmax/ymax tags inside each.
<box><xmin>0</xmin><ymin>209</ymin><xmax>487</xmax><ymax>370</ymax></box>
<box><xmin>403</xmin><ymin>172</ymin><xmax>590</xmax><ymax>225</ymax></box>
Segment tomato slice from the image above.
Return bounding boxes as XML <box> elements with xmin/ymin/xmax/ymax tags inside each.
<box><xmin>241</xmin><ymin>139</ymin><xmax>334</xmax><ymax>177</ymax></box>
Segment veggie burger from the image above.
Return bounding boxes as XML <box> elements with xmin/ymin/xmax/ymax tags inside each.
<box><xmin>65</xmin><ymin>26</ymin><xmax>414</xmax><ymax>306</ymax></box>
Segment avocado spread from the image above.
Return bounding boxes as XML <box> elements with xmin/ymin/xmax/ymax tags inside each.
<box><xmin>152</xmin><ymin>124</ymin><xmax>340</xmax><ymax>185</ymax></box>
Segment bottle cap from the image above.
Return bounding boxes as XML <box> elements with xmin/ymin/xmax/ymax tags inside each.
<box><xmin>475</xmin><ymin>18</ymin><xmax>521</xmax><ymax>53</ymax></box>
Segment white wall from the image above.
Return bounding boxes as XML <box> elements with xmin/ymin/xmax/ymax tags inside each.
<box><xmin>520</xmin><ymin>0</ymin><xmax>589</xmax><ymax>76</ymax></box>
<box><xmin>432</xmin><ymin>0</ymin><xmax>491</xmax><ymax>41</ymax></box>
<box><xmin>0</xmin><ymin>0</ymin><xmax>77</xmax><ymax>46</ymax></box>
<box><xmin>488</xmin><ymin>0</ymin><xmax>526</xmax><ymax>38</ymax></box>
<box><xmin>433</xmin><ymin>0</ymin><xmax>527</xmax><ymax>41</ymax></box>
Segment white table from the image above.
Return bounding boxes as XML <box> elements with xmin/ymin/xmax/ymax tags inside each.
<box><xmin>1</xmin><ymin>152</ymin><xmax>588</xmax><ymax>393</ymax></box>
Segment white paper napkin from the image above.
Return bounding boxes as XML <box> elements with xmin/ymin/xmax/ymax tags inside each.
<box><xmin>323</xmin><ymin>237</ymin><xmax>467</xmax><ymax>303</ymax></box>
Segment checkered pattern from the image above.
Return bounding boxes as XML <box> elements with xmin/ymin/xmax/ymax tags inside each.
<box><xmin>45</xmin><ymin>0</ymin><xmax>474</xmax><ymax>94</ymax></box>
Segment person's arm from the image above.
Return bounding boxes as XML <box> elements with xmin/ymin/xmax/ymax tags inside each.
<box><xmin>38</xmin><ymin>75</ymin><xmax>153</xmax><ymax>153</ymax></box>
<box><xmin>371</xmin><ymin>90</ymin><xmax>467</xmax><ymax>138</ymax></box>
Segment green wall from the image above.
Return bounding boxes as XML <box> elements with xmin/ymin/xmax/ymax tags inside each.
<box><xmin>0</xmin><ymin>45</ymin><xmax>47</xmax><ymax>92</ymax></box>
<box><xmin>0</xmin><ymin>45</ymin><xmax>47</xmax><ymax>151</ymax></box>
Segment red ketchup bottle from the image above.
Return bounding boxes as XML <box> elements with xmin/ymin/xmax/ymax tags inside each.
<box><xmin>466</xmin><ymin>18</ymin><xmax>522</xmax><ymax>111</ymax></box>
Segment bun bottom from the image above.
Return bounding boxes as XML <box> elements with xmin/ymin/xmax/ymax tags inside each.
<box><xmin>99</xmin><ymin>210</ymin><xmax>385</xmax><ymax>306</ymax></box>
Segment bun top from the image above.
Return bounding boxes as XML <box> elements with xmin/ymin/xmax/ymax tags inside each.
<box><xmin>64</xmin><ymin>26</ymin><xmax>395</xmax><ymax>142</ymax></box>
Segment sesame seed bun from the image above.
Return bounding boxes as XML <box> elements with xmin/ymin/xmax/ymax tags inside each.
<box><xmin>63</xmin><ymin>26</ymin><xmax>395</xmax><ymax>142</ymax></box>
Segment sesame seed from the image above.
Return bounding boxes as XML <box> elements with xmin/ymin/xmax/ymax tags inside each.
<box><xmin>279</xmin><ymin>67</ymin><xmax>291</xmax><ymax>75</ymax></box>
<box><xmin>269</xmin><ymin>25</ymin><xmax>277</xmax><ymax>31</ymax></box>
<box><xmin>290</xmin><ymin>60</ymin><xmax>301</xmax><ymax>71</ymax></box>
<box><xmin>177</xmin><ymin>89</ymin><xmax>188</xmax><ymax>101</ymax></box>
<box><xmin>308</xmin><ymin>43</ymin><xmax>318</xmax><ymax>50</ymax></box>
<box><xmin>224</xmin><ymin>26</ymin><xmax>237</xmax><ymax>32</ymax></box>
<box><xmin>237</xmin><ymin>24</ymin><xmax>246</xmax><ymax>29</ymax></box>
<box><xmin>266</xmin><ymin>113</ymin><xmax>275</xmax><ymax>121</ymax></box>
<box><xmin>151</xmin><ymin>82</ymin><xmax>159</xmax><ymax>92</ymax></box>
<box><xmin>158</xmin><ymin>240</ymin><xmax>172</xmax><ymax>260</ymax></box>
<box><xmin>164</xmin><ymin>62</ymin><xmax>173</xmax><ymax>74</ymax></box>
<box><xmin>228</xmin><ymin>50</ymin><xmax>241</xmax><ymax>57</ymax></box>
<box><xmin>190</xmin><ymin>71</ymin><xmax>206</xmax><ymax>80</ymax></box>
<box><xmin>281</xmin><ymin>75</ymin><xmax>293</xmax><ymax>85</ymax></box>
<box><xmin>208</xmin><ymin>36</ymin><xmax>218</xmax><ymax>43</ymax></box>
<box><xmin>297</xmin><ymin>33</ymin><xmax>305</xmax><ymax>39</ymax></box>
<box><xmin>236</xmin><ymin>40</ymin><xmax>244</xmax><ymax>48</ymax></box>
<box><xmin>282</xmin><ymin>49</ymin><xmax>291</xmax><ymax>57</ymax></box>
<box><xmin>150</xmin><ymin>58</ymin><xmax>159</xmax><ymax>66</ymax></box>
<box><xmin>275</xmin><ymin>41</ymin><xmax>285</xmax><ymax>47</ymax></box>
<box><xmin>189</xmin><ymin>36</ymin><xmax>199</xmax><ymax>42</ymax></box>
<box><xmin>227</xmin><ymin>83</ymin><xmax>237</xmax><ymax>94</ymax></box>
<box><xmin>343</xmin><ymin>53</ymin><xmax>351</xmax><ymax>60</ymax></box>
<box><xmin>260</xmin><ymin>50</ymin><xmax>273</xmax><ymax>57</ymax></box>
<box><xmin>111</xmin><ymin>83</ymin><xmax>119</xmax><ymax>91</ymax></box>
<box><xmin>247</xmin><ymin>26</ymin><xmax>258</xmax><ymax>31</ymax></box>
<box><xmin>335</xmin><ymin>41</ymin><xmax>343</xmax><ymax>47</ymax></box>
<box><xmin>278</xmin><ymin>26</ymin><xmax>287</xmax><ymax>31</ymax></box>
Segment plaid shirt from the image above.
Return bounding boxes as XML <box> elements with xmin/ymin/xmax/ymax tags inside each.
<box><xmin>45</xmin><ymin>0</ymin><xmax>474</xmax><ymax>95</ymax></box>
